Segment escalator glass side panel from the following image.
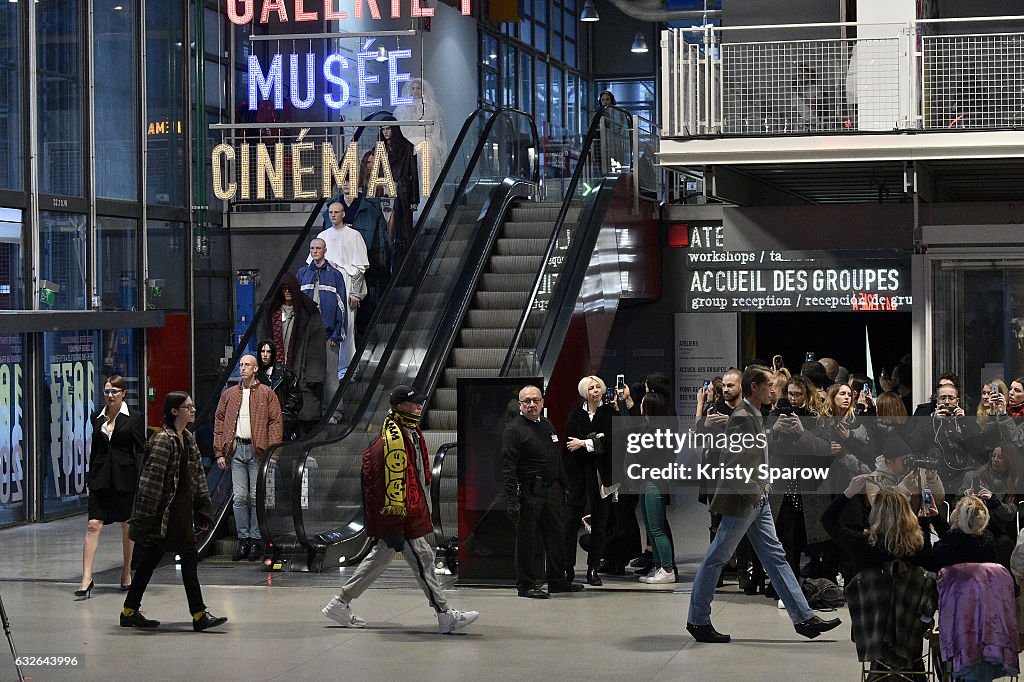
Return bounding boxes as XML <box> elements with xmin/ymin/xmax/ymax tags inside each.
<box><xmin>288</xmin><ymin>110</ymin><xmax>540</xmax><ymax>552</ymax></box>
<box><xmin>503</xmin><ymin>107</ymin><xmax>633</xmax><ymax>377</ymax></box>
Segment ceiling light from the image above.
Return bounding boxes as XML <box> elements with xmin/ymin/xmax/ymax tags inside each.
<box><xmin>581</xmin><ymin>0</ymin><xmax>599</xmax><ymax>22</ymax></box>
<box><xmin>375</xmin><ymin>45</ymin><xmax>387</xmax><ymax>62</ymax></box>
<box><xmin>630</xmin><ymin>31</ymin><xmax>649</xmax><ymax>53</ymax></box>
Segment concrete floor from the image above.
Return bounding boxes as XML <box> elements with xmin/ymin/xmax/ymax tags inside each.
<box><xmin>0</xmin><ymin>499</ymin><xmax>863</xmax><ymax>682</ymax></box>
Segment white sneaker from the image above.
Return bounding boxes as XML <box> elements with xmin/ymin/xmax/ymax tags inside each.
<box><xmin>638</xmin><ymin>567</ymin><xmax>657</xmax><ymax>582</ymax></box>
<box><xmin>640</xmin><ymin>568</ymin><xmax>676</xmax><ymax>584</ymax></box>
<box><xmin>437</xmin><ymin>608</ymin><xmax>479</xmax><ymax>634</ymax></box>
<box><xmin>322</xmin><ymin>596</ymin><xmax>366</xmax><ymax>628</ymax></box>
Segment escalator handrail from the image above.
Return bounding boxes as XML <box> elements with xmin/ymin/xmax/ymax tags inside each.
<box><xmin>430</xmin><ymin>442</ymin><xmax>457</xmax><ymax>540</ymax></box>
<box><xmin>259</xmin><ymin>107</ymin><xmax>533</xmax><ymax>551</ymax></box>
<box><xmin>314</xmin><ymin>107</ymin><xmax>493</xmax><ymax>428</ymax></box>
<box><xmin>256</xmin><ymin>108</ymin><xmax>491</xmax><ymax>549</ymax></box>
<box><xmin>411</xmin><ymin>110</ymin><xmax>541</xmax><ymax>400</ymax></box>
<box><xmin>295</xmin><ymin>108</ymin><xmax>537</xmax><ymax>550</ymax></box>
<box><xmin>499</xmin><ymin>106</ymin><xmax>634</xmax><ymax>376</ymax></box>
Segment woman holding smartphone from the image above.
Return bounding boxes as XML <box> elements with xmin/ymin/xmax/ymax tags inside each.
<box><xmin>977</xmin><ymin>379</ymin><xmax>1010</xmax><ymax>425</ymax></box>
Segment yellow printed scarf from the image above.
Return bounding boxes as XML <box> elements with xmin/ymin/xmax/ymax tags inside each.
<box><xmin>381</xmin><ymin>409</ymin><xmax>421</xmax><ymax>517</ymax></box>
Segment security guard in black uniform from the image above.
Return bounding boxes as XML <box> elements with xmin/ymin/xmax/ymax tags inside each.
<box><xmin>502</xmin><ymin>385</ymin><xmax>585</xmax><ymax>599</ymax></box>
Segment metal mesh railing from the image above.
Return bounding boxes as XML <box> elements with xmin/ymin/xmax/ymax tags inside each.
<box><xmin>923</xmin><ymin>33</ymin><xmax>1024</xmax><ymax>129</ymax></box>
<box><xmin>662</xmin><ymin>17</ymin><xmax>1024</xmax><ymax>137</ymax></box>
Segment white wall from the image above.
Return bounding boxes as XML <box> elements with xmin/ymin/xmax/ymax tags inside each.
<box><xmin>421</xmin><ymin>4</ymin><xmax>479</xmax><ymax>144</ymax></box>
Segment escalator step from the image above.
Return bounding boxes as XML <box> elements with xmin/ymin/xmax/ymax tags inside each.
<box><xmin>450</xmin><ymin>347</ymin><xmax>507</xmax><ymax>368</ymax></box>
<box><xmin>458</xmin><ymin>329</ymin><xmax>524</xmax><ymax>348</ymax></box>
<box><xmin>503</xmin><ymin>222</ymin><xmax>556</xmax><ymax>240</ymax></box>
<box><xmin>432</xmin><ymin>387</ymin><xmax>457</xmax><ymax>411</ymax></box>
<box><xmin>479</xmin><ymin>273</ymin><xmax>536</xmax><ymax>291</ymax></box>
<box><xmin>489</xmin><ymin>256</ymin><xmax>544</xmax><ymax>274</ymax></box>
<box><xmin>423</xmin><ymin>430</ymin><xmax>457</xmax><ymax>455</ymax></box>
<box><xmin>474</xmin><ymin>290</ymin><xmax>530</xmax><ymax>309</ymax></box>
<box><xmin>429</xmin><ymin>410</ymin><xmax>458</xmax><ymax>430</ymax></box>
<box><xmin>464</xmin><ymin>309</ymin><xmax>542</xmax><ymax>329</ymax></box>
<box><xmin>494</xmin><ymin>238</ymin><xmax>549</xmax><ymax>256</ymax></box>
<box><xmin>444</xmin><ymin>367</ymin><xmax>498</xmax><ymax>383</ymax></box>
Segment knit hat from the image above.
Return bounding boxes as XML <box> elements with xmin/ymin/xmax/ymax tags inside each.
<box><xmin>879</xmin><ymin>436</ymin><xmax>912</xmax><ymax>461</ymax></box>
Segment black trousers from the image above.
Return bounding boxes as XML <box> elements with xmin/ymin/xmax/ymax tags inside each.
<box><xmin>774</xmin><ymin>497</ymin><xmax>808</xmax><ymax>578</ymax></box>
<box><xmin>564</xmin><ymin>466</ymin><xmax>610</xmax><ymax>574</ymax></box>
<box><xmin>124</xmin><ymin>544</ymin><xmax>205</xmax><ymax>616</ymax></box>
<box><xmin>604</xmin><ymin>493</ymin><xmax>641</xmax><ymax>567</ymax></box>
<box><xmin>515</xmin><ymin>480</ymin><xmax>568</xmax><ymax>591</ymax></box>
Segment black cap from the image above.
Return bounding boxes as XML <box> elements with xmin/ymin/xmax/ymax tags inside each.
<box><xmin>880</xmin><ymin>436</ymin><xmax>912</xmax><ymax>461</ymax></box>
<box><xmin>389</xmin><ymin>384</ymin><xmax>425</xmax><ymax>407</ymax></box>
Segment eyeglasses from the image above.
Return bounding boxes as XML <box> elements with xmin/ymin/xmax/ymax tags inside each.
<box><xmin>103</xmin><ymin>389</ymin><xmax>124</xmax><ymax>396</ymax></box>
<box><xmin>937</xmin><ymin>395</ymin><xmax>958</xmax><ymax>402</ymax></box>
<box><xmin>181</xmin><ymin>404</ymin><xmax>196</xmax><ymax>411</ymax></box>
<box><xmin>519</xmin><ymin>398</ymin><xmax>542</xmax><ymax>405</ymax></box>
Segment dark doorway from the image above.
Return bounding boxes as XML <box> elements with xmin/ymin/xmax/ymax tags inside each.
<box><xmin>751</xmin><ymin>312</ymin><xmax>911</xmax><ymax>381</ymax></box>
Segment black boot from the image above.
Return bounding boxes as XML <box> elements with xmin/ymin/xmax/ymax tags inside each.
<box><xmin>232</xmin><ymin>539</ymin><xmax>249</xmax><ymax>562</ymax></box>
<box><xmin>247</xmin><ymin>539</ymin><xmax>262</xmax><ymax>561</ymax></box>
<box><xmin>587</xmin><ymin>568</ymin><xmax>603</xmax><ymax>586</ymax></box>
<box><xmin>687</xmin><ymin>622</ymin><xmax>730</xmax><ymax>643</ymax></box>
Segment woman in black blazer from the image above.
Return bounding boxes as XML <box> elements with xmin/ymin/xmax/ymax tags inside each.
<box><xmin>76</xmin><ymin>375</ymin><xmax>146</xmax><ymax>598</ymax></box>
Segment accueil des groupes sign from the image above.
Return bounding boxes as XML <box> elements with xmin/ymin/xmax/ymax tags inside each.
<box><xmin>684</xmin><ymin>222</ymin><xmax>912</xmax><ymax>312</ymax></box>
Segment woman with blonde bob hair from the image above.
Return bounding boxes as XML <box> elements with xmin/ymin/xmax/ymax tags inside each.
<box><xmin>924</xmin><ymin>494</ymin><xmax>998</xmax><ymax>571</ymax></box>
<box><xmin>866</xmin><ymin>491</ymin><xmax>926</xmax><ymax>559</ymax></box>
<box><xmin>563</xmin><ymin>374</ymin><xmax>616</xmax><ymax>585</ymax></box>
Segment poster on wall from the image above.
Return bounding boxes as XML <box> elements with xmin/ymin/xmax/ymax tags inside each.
<box><xmin>675</xmin><ymin>313</ymin><xmax>738</xmax><ymax>418</ymax></box>
<box><xmin>0</xmin><ymin>334</ymin><xmax>26</xmax><ymax>524</ymax></box>
<box><xmin>43</xmin><ymin>331</ymin><xmax>97</xmax><ymax>516</ymax></box>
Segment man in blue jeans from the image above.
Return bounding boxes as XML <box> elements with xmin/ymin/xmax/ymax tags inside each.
<box><xmin>686</xmin><ymin>364</ymin><xmax>841</xmax><ymax>643</ymax></box>
<box><xmin>214</xmin><ymin>354</ymin><xmax>283</xmax><ymax>561</ymax></box>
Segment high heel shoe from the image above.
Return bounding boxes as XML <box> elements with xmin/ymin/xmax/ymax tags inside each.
<box><xmin>74</xmin><ymin>580</ymin><xmax>94</xmax><ymax>599</ymax></box>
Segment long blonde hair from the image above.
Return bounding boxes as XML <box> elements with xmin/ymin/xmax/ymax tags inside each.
<box><xmin>817</xmin><ymin>382</ymin><xmax>855</xmax><ymax>428</ymax></box>
<box><xmin>867</xmin><ymin>491</ymin><xmax>925</xmax><ymax>557</ymax></box>
<box><xmin>977</xmin><ymin>378</ymin><xmax>1009</xmax><ymax>425</ymax></box>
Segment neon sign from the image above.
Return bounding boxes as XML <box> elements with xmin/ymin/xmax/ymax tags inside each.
<box><xmin>248</xmin><ymin>48</ymin><xmax>414</xmax><ymax>110</ymax></box>
<box><xmin>226</xmin><ymin>0</ymin><xmax>472</xmax><ymax>24</ymax></box>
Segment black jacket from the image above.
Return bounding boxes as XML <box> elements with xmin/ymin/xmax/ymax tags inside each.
<box><xmin>502</xmin><ymin>415</ymin><xmax>569</xmax><ymax>497</ymax></box>
<box><xmin>563</xmin><ymin>403</ymin><xmax>615</xmax><ymax>502</ymax></box>
<box><xmin>257</xmin><ymin>364</ymin><xmax>302</xmax><ymax>433</ymax></box>
<box><xmin>88</xmin><ymin>408</ymin><xmax>146</xmax><ymax>493</ymax></box>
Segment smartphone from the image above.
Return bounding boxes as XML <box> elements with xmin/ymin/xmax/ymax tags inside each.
<box><xmin>702</xmin><ymin>380</ymin><xmax>711</xmax><ymax>390</ymax></box>
<box><xmin>991</xmin><ymin>383</ymin><xmax>1001</xmax><ymax>396</ymax></box>
<box><xmin>616</xmin><ymin>374</ymin><xmax>625</xmax><ymax>391</ymax></box>
<box><xmin>805</xmin><ymin>351</ymin><xmax>815</xmax><ymax>363</ymax></box>
<box><xmin>923</xmin><ymin>489</ymin><xmax>933</xmax><ymax>509</ymax></box>
<box><xmin>603</xmin><ymin>388</ymin><xmax>615</xmax><ymax>403</ymax></box>
<box><xmin>772</xmin><ymin>354</ymin><xmax>782</xmax><ymax>371</ymax></box>
<box><xmin>863</xmin><ymin>382</ymin><xmax>871</xmax><ymax>395</ymax></box>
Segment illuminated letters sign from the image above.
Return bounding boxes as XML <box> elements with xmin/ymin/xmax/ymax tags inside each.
<box><xmin>225</xmin><ymin>0</ymin><xmax>473</xmax><ymax>24</ymax></box>
<box><xmin>0</xmin><ymin>335</ymin><xmax>25</xmax><ymax>509</ymax></box>
<box><xmin>46</xmin><ymin>332</ymin><xmax>95</xmax><ymax>501</ymax></box>
<box><xmin>684</xmin><ymin>222</ymin><xmax>913</xmax><ymax>313</ymax></box>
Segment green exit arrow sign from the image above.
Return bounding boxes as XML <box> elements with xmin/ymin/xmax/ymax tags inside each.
<box><xmin>581</xmin><ymin>182</ymin><xmax>594</xmax><ymax>197</ymax></box>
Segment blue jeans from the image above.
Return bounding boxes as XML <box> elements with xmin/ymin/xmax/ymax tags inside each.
<box><xmin>688</xmin><ymin>499</ymin><xmax>813</xmax><ymax>626</ymax></box>
<box><xmin>231</xmin><ymin>442</ymin><xmax>260</xmax><ymax>540</ymax></box>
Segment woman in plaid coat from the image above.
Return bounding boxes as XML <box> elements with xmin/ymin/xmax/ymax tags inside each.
<box><xmin>120</xmin><ymin>392</ymin><xmax>227</xmax><ymax>632</ymax></box>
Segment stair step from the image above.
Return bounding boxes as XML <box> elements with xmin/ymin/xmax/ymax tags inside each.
<box><xmin>489</xmin><ymin>255</ymin><xmax>545</xmax><ymax>274</ymax></box>
<box><xmin>494</xmin><ymin>238</ymin><xmax>549</xmax><ymax>257</ymax></box>
<box><xmin>479</xmin><ymin>273</ymin><xmax>536</xmax><ymax>292</ymax></box>
<box><xmin>433</xmin><ymin>387</ymin><xmax>457</xmax><ymax>411</ymax></box>
<box><xmin>444</xmin><ymin>367</ymin><xmax>498</xmax><ymax>384</ymax></box>
<box><xmin>450</xmin><ymin>347</ymin><xmax>507</xmax><ymax>369</ymax></box>
<box><xmin>473</xmin><ymin>290</ymin><xmax>530</xmax><ymax>310</ymax></box>
<box><xmin>464</xmin><ymin>309</ymin><xmax>542</xmax><ymax>329</ymax></box>
<box><xmin>502</xmin><ymin>222</ymin><xmax>555</xmax><ymax>240</ymax></box>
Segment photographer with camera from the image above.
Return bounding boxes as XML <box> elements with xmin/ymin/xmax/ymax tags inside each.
<box><xmin>907</xmin><ymin>379</ymin><xmax>986</xmax><ymax>491</ymax></box>
<box><xmin>864</xmin><ymin>437</ymin><xmax>945</xmax><ymax>516</ymax></box>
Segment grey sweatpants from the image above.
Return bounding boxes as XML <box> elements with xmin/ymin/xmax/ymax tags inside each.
<box><xmin>338</xmin><ymin>535</ymin><xmax>448</xmax><ymax>613</ymax></box>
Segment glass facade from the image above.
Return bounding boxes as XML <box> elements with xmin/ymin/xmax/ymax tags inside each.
<box><xmin>0</xmin><ymin>3</ymin><xmax>23</xmax><ymax>192</ymax></box>
<box><xmin>146</xmin><ymin>220</ymin><xmax>188</xmax><ymax>310</ymax></box>
<box><xmin>146</xmin><ymin>0</ymin><xmax>187</xmax><ymax>207</ymax></box>
<box><xmin>0</xmin><ymin>208</ymin><xmax>23</xmax><ymax>310</ymax></box>
<box><xmin>39</xmin><ymin>211</ymin><xmax>88</xmax><ymax>311</ymax></box>
<box><xmin>41</xmin><ymin>329</ymin><xmax>100</xmax><ymax>519</ymax></box>
<box><xmin>37</xmin><ymin>0</ymin><xmax>85</xmax><ymax>198</ymax></box>
<box><xmin>0</xmin><ymin>333</ymin><xmax>27</xmax><ymax>527</ymax></box>
<box><xmin>94</xmin><ymin>3</ymin><xmax>139</xmax><ymax>201</ymax></box>
<box><xmin>96</xmin><ymin>216</ymin><xmax>139</xmax><ymax>310</ymax></box>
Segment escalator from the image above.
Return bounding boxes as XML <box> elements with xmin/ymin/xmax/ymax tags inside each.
<box><xmin>191</xmin><ymin>107</ymin><xmax>500</xmax><ymax>557</ymax></box>
<box><xmin>257</xmin><ymin>108</ymin><xmax>542</xmax><ymax>569</ymax></box>
<box><xmin>259</xmin><ymin>106</ymin><xmax>637</xmax><ymax>571</ymax></box>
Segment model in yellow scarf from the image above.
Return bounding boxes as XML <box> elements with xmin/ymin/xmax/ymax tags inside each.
<box><xmin>381</xmin><ymin>408</ymin><xmax>422</xmax><ymax>517</ymax></box>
